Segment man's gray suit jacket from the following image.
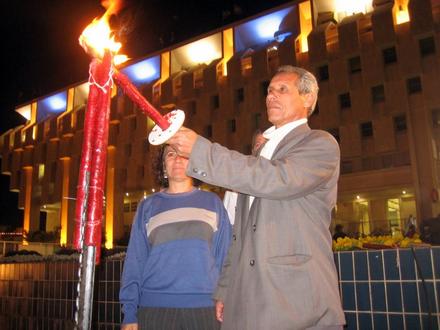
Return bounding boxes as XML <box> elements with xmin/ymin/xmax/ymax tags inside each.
<box><xmin>187</xmin><ymin>124</ymin><xmax>346</xmax><ymax>329</ymax></box>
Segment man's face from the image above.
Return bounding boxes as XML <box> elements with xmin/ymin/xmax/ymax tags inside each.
<box><xmin>266</xmin><ymin>72</ymin><xmax>309</xmax><ymax>128</ymax></box>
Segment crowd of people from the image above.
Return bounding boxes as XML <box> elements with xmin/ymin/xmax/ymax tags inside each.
<box><xmin>119</xmin><ymin>65</ymin><xmax>346</xmax><ymax>329</ymax></box>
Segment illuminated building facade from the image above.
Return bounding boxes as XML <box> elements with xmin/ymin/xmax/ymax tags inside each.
<box><xmin>1</xmin><ymin>0</ymin><xmax>440</xmax><ymax>247</ymax></box>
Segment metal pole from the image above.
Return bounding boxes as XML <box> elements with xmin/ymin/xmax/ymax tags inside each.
<box><xmin>74</xmin><ymin>173</ymin><xmax>93</xmax><ymax>330</ymax></box>
<box><xmin>76</xmin><ymin>245</ymin><xmax>96</xmax><ymax>330</ymax></box>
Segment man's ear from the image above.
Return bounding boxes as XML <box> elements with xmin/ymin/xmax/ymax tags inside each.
<box><xmin>302</xmin><ymin>93</ymin><xmax>316</xmax><ymax>109</ymax></box>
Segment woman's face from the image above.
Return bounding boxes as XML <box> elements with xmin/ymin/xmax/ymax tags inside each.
<box><xmin>163</xmin><ymin>145</ymin><xmax>190</xmax><ymax>183</ymax></box>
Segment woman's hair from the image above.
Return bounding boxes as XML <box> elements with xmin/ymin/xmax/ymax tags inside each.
<box><xmin>153</xmin><ymin>144</ymin><xmax>201</xmax><ymax>188</ymax></box>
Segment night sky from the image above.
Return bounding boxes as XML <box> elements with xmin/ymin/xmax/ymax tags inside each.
<box><xmin>0</xmin><ymin>0</ymin><xmax>291</xmax><ymax>228</ymax></box>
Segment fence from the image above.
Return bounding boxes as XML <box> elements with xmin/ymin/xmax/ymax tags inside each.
<box><xmin>0</xmin><ymin>247</ymin><xmax>439</xmax><ymax>329</ymax></box>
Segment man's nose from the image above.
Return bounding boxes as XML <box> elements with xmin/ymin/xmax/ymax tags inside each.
<box><xmin>266</xmin><ymin>91</ymin><xmax>276</xmax><ymax>101</ymax></box>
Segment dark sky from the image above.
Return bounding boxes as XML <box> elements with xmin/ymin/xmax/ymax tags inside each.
<box><xmin>0</xmin><ymin>0</ymin><xmax>291</xmax><ymax>228</ymax></box>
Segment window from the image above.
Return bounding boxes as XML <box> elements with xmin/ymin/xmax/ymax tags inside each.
<box><xmin>38</xmin><ymin>164</ymin><xmax>45</xmax><ymax>181</ymax></box>
<box><xmin>360</xmin><ymin>122</ymin><xmax>373</xmax><ymax>138</ymax></box>
<box><xmin>143</xmin><ymin>140</ymin><xmax>149</xmax><ymax>153</ymax></box>
<box><xmin>123</xmin><ymin>203</ymin><xmax>130</xmax><ymax>212</ymax></box>
<box><xmin>371</xmin><ymin>85</ymin><xmax>385</xmax><ymax>104</ymax></box>
<box><xmin>235</xmin><ymin>88</ymin><xmax>244</xmax><ymax>103</ymax></box>
<box><xmin>348</xmin><ymin>56</ymin><xmax>361</xmax><ymax>73</ymax></box>
<box><xmin>211</xmin><ymin>95</ymin><xmax>219</xmax><ymax>109</ymax></box>
<box><xmin>228</xmin><ymin>119</ymin><xmax>236</xmax><ymax>133</ymax></box>
<box><xmin>312</xmin><ymin>102</ymin><xmax>320</xmax><ymax>115</ymax></box>
<box><xmin>137</xmin><ymin>166</ymin><xmax>144</xmax><ymax>179</ymax></box>
<box><xmin>327</xmin><ymin>128</ymin><xmax>340</xmax><ymax>142</ymax></box>
<box><xmin>406</xmin><ymin>77</ymin><xmax>422</xmax><ymax>94</ymax></box>
<box><xmin>244</xmin><ymin>144</ymin><xmax>252</xmax><ymax>155</ymax></box>
<box><xmin>419</xmin><ymin>36</ymin><xmax>436</xmax><ymax>57</ymax></box>
<box><xmin>50</xmin><ymin>163</ymin><xmax>57</xmax><ymax>182</ymax></box>
<box><xmin>205</xmin><ymin>125</ymin><xmax>213</xmax><ymax>138</ymax></box>
<box><xmin>187</xmin><ymin>101</ymin><xmax>196</xmax><ymax>115</ymax></box>
<box><xmin>131</xmin><ymin>202</ymin><xmax>138</xmax><ymax>212</ymax></box>
<box><xmin>261</xmin><ymin>80</ymin><xmax>270</xmax><ymax>97</ymax></box>
<box><xmin>432</xmin><ymin>109</ymin><xmax>440</xmax><ymax>128</ymax></box>
<box><xmin>254</xmin><ymin>113</ymin><xmax>262</xmax><ymax>129</ymax></box>
<box><xmin>121</xmin><ymin>169</ymin><xmax>127</xmax><ymax>183</ymax></box>
<box><xmin>341</xmin><ymin>160</ymin><xmax>353</xmax><ymax>174</ymax></box>
<box><xmin>339</xmin><ymin>93</ymin><xmax>351</xmax><ymax>109</ymax></box>
<box><xmin>382</xmin><ymin>47</ymin><xmax>397</xmax><ymax>65</ymax></box>
<box><xmin>125</xmin><ymin>144</ymin><xmax>132</xmax><ymax>157</ymax></box>
<box><xmin>317</xmin><ymin>65</ymin><xmax>329</xmax><ymax>81</ymax></box>
<box><xmin>129</xmin><ymin>116</ymin><xmax>137</xmax><ymax>130</ymax></box>
<box><xmin>394</xmin><ymin>115</ymin><xmax>407</xmax><ymax>132</ymax></box>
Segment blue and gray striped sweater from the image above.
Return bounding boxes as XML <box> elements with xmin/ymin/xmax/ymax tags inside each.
<box><xmin>120</xmin><ymin>189</ymin><xmax>232</xmax><ymax>324</ymax></box>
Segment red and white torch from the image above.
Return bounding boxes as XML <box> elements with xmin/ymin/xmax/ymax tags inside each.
<box><xmin>73</xmin><ymin>2</ymin><xmax>184</xmax><ymax>260</ymax></box>
<box><xmin>74</xmin><ymin>1</ymin><xmax>184</xmax><ymax>327</ymax></box>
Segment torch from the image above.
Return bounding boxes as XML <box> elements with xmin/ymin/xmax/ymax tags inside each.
<box><xmin>74</xmin><ymin>3</ymin><xmax>184</xmax><ymax>328</ymax></box>
<box><xmin>73</xmin><ymin>7</ymin><xmax>184</xmax><ymax>258</ymax></box>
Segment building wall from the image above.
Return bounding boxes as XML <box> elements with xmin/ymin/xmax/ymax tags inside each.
<box><xmin>1</xmin><ymin>1</ymin><xmax>440</xmax><ymax>244</ymax></box>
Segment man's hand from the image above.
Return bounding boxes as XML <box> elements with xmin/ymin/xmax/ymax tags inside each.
<box><xmin>215</xmin><ymin>300</ymin><xmax>224</xmax><ymax>322</ymax></box>
<box><xmin>121</xmin><ymin>323</ymin><xmax>138</xmax><ymax>330</ymax></box>
<box><xmin>167</xmin><ymin>127</ymin><xmax>198</xmax><ymax>158</ymax></box>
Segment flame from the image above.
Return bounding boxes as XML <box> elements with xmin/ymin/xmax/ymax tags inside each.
<box><xmin>79</xmin><ymin>0</ymin><xmax>128</xmax><ymax>65</ymax></box>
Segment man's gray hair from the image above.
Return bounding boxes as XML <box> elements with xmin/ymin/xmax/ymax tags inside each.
<box><xmin>275</xmin><ymin>65</ymin><xmax>319</xmax><ymax>116</ymax></box>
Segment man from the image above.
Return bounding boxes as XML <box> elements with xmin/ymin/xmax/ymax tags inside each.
<box><xmin>168</xmin><ymin>66</ymin><xmax>345</xmax><ymax>329</ymax></box>
<box><xmin>333</xmin><ymin>224</ymin><xmax>347</xmax><ymax>241</ymax></box>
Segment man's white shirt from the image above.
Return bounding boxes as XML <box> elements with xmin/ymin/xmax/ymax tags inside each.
<box><xmin>249</xmin><ymin>118</ymin><xmax>307</xmax><ymax>208</ymax></box>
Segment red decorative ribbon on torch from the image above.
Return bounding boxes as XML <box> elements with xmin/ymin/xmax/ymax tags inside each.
<box><xmin>113</xmin><ymin>71</ymin><xmax>170</xmax><ymax>130</ymax></box>
<box><xmin>73</xmin><ymin>51</ymin><xmax>113</xmax><ymax>262</ymax></box>
<box><xmin>74</xmin><ymin>4</ymin><xmax>184</xmax><ymax>263</ymax></box>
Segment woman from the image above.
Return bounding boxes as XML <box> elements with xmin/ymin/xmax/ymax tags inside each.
<box><xmin>120</xmin><ymin>145</ymin><xmax>232</xmax><ymax>330</ymax></box>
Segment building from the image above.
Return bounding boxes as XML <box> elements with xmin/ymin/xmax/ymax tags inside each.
<box><xmin>1</xmin><ymin>0</ymin><xmax>439</xmax><ymax>247</ymax></box>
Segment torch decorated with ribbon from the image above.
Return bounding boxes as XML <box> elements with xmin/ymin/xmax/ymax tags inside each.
<box><xmin>74</xmin><ymin>1</ymin><xmax>184</xmax><ymax>328</ymax></box>
<box><xmin>74</xmin><ymin>2</ymin><xmax>185</xmax><ymax>259</ymax></box>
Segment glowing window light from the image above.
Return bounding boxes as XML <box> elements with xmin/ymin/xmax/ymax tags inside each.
<box><xmin>234</xmin><ymin>6</ymin><xmax>295</xmax><ymax>53</ymax></box>
<box><xmin>298</xmin><ymin>1</ymin><xmax>312</xmax><ymax>53</ymax></box>
<box><xmin>335</xmin><ymin>0</ymin><xmax>372</xmax><ymax>21</ymax></box>
<box><xmin>300</xmin><ymin>34</ymin><xmax>309</xmax><ymax>52</ymax></box>
<box><xmin>256</xmin><ymin>16</ymin><xmax>283</xmax><ymax>38</ymax></box>
<box><xmin>335</xmin><ymin>0</ymin><xmax>369</xmax><ymax>14</ymax></box>
<box><xmin>187</xmin><ymin>39</ymin><xmax>222</xmax><ymax>64</ymax></box>
<box><xmin>121</xmin><ymin>56</ymin><xmax>160</xmax><ymax>84</ymax></box>
<box><xmin>38</xmin><ymin>164</ymin><xmax>45</xmax><ymax>180</ymax></box>
<box><xmin>395</xmin><ymin>5</ymin><xmax>410</xmax><ymax>25</ymax></box>
<box><xmin>134</xmin><ymin>63</ymin><xmax>156</xmax><ymax>80</ymax></box>
<box><xmin>48</xmin><ymin>95</ymin><xmax>67</xmax><ymax>110</ymax></box>
<box><xmin>37</xmin><ymin>91</ymin><xmax>67</xmax><ymax>123</ymax></box>
<box><xmin>16</xmin><ymin>104</ymin><xmax>32</xmax><ymax>120</ymax></box>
